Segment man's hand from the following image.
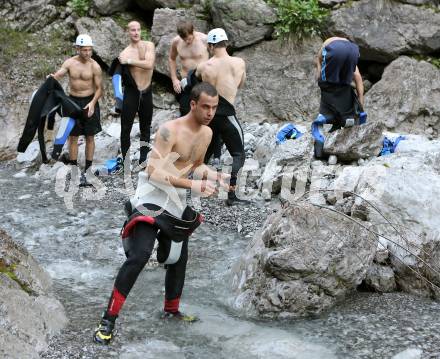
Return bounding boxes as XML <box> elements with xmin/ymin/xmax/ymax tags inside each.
<box><xmin>217</xmin><ymin>172</ymin><xmax>231</xmax><ymax>192</ymax></box>
<box><xmin>84</xmin><ymin>102</ymin><xmax>95</xmax><ymax>118</ymax></box>
<box><xmin>191</xmin><ymin>179</ymin><xmax>218</xmax><ymax>197</ymax></box>
<box><xmin>172</xmin><ymin>78</ymin><xmax>182</xmax><ymax>94</ymax></box>
<box><xmin>118</xmin><ymin>54</ymin><xmax>129</xmax><ymax>65</ymax></box>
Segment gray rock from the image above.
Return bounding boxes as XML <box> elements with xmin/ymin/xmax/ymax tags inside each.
<box><xmin>135</xmin><ymin>0</ymin><xmax>199</xmax><ymax>11</ymax></box>
<box><xmin>365</xmin><ymin>57</ymin><xmax>440</xmax><ymax>137</ymax></box>
<box><xmin>318</xmin><ymin>0</ymin><xmax>348</xmax><ymax>7</ymax></box>
<box><xmin>333</xmin><ymin>137</ymin><xmax>440</xmax><ymax>298</ymax></box>
<box><xmin>253</xmin><ymin>123</ymin><xmax>278</xmax><ymax>167</ymax></box>
<box><xmin>235</xmin><ymin>39</ymin><xmax>321</xmax><ymax>123</ymax></box>
<box><xmin>0</xmin><ymin>0</ymin><xmax>58</xmax><ymax>31</ymax></box>
<box><xmin>329</xmin><ymin>0</ymin><xmax>440</xmax><ymax>62</ymax></box>
<box><xmin>324</xmin><ymin>122</ymin><xmax>385</xmax><ymax>161</ymax></box>
<box><xmin>75</xmin><ymin>17</ymin><xmax>126</xmax><ymax>63</ymax></box>
<box><xmin>364</xmin><ymin>263</ymin><xmax>397</xmax><ymax>293</ymax></box>
<box><xmin>210</xmin><ymin>0</ymin><xmax>277</xmax><ymax>48</ymax></box>
<box><xmin>259</xmin><ymin>133</ymin><xmax>313</xmax><ymax>197</ymax></box>
<box><xmin>151</xmin><ymin>8</ymin><xmax>209</xmax><ymax>76</ymax></box>
<box><xmin>92</xmin><ymin>0</ymin><xmax>129</xmax><ymax>15</ymax></box>
<box><xmin>151</xmin><ymin>109</ymin><xmax>180</xmax><ymax>134</ymax></box>
<box><xmin>232</xmin><ymin>202</ymin><xmax>377</xmax><ymax>318</ymax></box>
<box><xmin>0</xmin><ymin>229</ymin><xmax>67</xmax><ymax>358</ymax></box>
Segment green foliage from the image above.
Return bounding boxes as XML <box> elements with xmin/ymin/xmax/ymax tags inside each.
<box><xmin>413</xmin><ymin>55</ymin><xmax>440</xmax><ymax>70</ymax></box>
<box><xmin>268</xmin><ymin>0</ymin><xmax>329</xmax><ymax>41</ymax></box>
<box><xmin>68</xmin><ymin>0</ymin><xmax>90</xmax><ymax>17</ymax></box>
<box><xmin>141</xmin><ymin>28</ymin><xmax>151</xmax><ymax>41</ymax></box>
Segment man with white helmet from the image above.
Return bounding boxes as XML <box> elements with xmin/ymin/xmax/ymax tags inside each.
<box><xmin>195</xmin><ymin>28</ymin><xmax>247</xmax><ymax>206</ymax></box>
<box><xmin>51</xmin><ymin>34</ymin><xmax>103</xmax><ymax>186</ymax></box>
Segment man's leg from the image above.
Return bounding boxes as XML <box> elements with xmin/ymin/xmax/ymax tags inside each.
<box><xmin>94</xmin><ymin>222</ymin><xmax>157</xmax><ymax>344</ymax></box>
<box><xmin>68</xmin><ymin>135</ymin><xmax>79</xmax><ymax>166</ymax></box>
<box><xmin>163</xmin><ymin>238</ymin><xmax>194</xmax><ymax>319</ymax></box>
<box><xmin>218</xmin><ymin>115</ymin><xmax>246</xmax><ymax>205</ymax></box>
<box><xmin>120</xmin><ymin>87</ymin><xmax>138</xmax><ymax>162</ymax></box>
<box><xmin>138</xmin><ymin>87</ymin><xmax>153</xmax><ymax>166</ymax></box>
<box><xmin>85</xmin><ymin>135</ymin><xmax>95</xmax><ymax>172</ymax></box>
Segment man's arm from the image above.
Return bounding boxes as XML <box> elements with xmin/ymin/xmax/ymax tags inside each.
<box><xmin>50</xmin><ymin>59</ymin><xmax>69</xmax><ymax>80</ymax></box>
<box><xmin>168</xmin><ymin>37</ymin><xmax>182</xmax><ymax>93</ymax></box>
<box><xmin>119</xmin><ymin>42</ymin><xmax>155</xmax><ymax>70</ymax></box>
<box><xmin>315</xmin><ymin>47</ymin><xmax>323</xmax><ymax>81</ymax></box>
<box><xmin>84</xmin><ymin>63</ymin><xmax>103</xmax><ymax>117</ymax></box>
<box><xmin>238</xmin><ymin>60</ymin><xmax>246</xmax><ymax>88</ymax></box>
<box><xmin>353</xmin><ymin>66</ymin><xmax>364</xmax><ymax>107</ymax></box>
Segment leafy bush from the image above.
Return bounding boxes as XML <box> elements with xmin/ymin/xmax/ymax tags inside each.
<box><xmin>68</xmin><ymin>0</ymin><xmax>90</xmax><ymax>17</ymax></box>
<box><xmin>268</xmin><ymin>0</ymin><xmax>329</xmax><ymax>41</ymax></box>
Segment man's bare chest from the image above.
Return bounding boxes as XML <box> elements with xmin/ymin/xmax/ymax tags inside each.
<box><xmin>123</xmin><ymin>47</ymin><xmax>145</xmax><ymax>61</ymax></box>
<box><xmin>69</xmin><ymin>64</ymin><xmax>93</xmax><ymax>80</ymax></box>
<box><xmin>178</xmin><ymin>43</ymin><xmax>205</xmax><ymax>61</ymax></box>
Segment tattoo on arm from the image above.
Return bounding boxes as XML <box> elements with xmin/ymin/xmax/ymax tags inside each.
<box><xmin>160</xmin><ymin>127</ymin><xmax>171</xmax><ymax>142</ymax></box>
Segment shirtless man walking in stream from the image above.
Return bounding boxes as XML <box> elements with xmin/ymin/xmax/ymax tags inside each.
<box><xmin>51</xmin><ymin>34</ymin><xmax>103</xmax><ymax>186</ymax></box>
<box><xmin>168</xmin><ymin>21</ymin><xmax>209</xmax><ymax>116</ymax></box>
<box><xmin>118</xmin><ymin>21</ymin><xmax>155</xmax><ymax>166</ymax></box>
<box><xmin>195</xmin><ymin>28</ymin><xmax>247</xmax><ymax>206</ymax></box>
<box><xmin>93</xmin><ymin>82</ymin><xmax>230</xmax><ymax>345</ymax></box>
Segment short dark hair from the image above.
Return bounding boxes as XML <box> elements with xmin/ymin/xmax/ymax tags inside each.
<box><xmin>190</xmin><ymin>82</ymin><xmax>218</xmax><ymax>102</ymax></box>
<box><xmin>211</xmin><ymin>40</ymin><xmax>227</xmax><ymax>48</ymax></box>
<box><xmin>177</xmin><ymin>21</ymin><xmax>194</xmax><ymax>39</ymax></box>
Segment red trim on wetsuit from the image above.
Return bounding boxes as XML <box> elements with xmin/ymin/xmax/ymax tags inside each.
<box><xmin>121</xmin><ymin>216</ymin><xmax>156</xmax><ymax>239</ymax></box>
<box><xmin>108</xmin><ymin>287</ymin><xmax>126</xmax><ymax>317</ymax></box>
<box><xmin>164</xmin><ymin>297</ymin><xmax>180</xmax><ymax>313</ymax></box>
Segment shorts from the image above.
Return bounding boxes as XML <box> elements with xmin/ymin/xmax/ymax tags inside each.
<box><xmin>69</xmin><ymin>94</ymin><xmax>102</xmax><ymax>136</ymax></box>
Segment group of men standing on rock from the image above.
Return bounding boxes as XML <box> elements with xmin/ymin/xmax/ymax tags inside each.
<box><xmin>45</xmin><ymin>18</ymin><xmax>365</xmax><ymax>345</ymax></box>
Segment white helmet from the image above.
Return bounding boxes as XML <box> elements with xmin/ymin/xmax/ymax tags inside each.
<box><xmin>75</xmin><ymin>34</ymin><xmax>93</xmax><ymax>47</ymax></box>
<box><xmin>207</xmin><ymin>28</ymin><xmax>228</xmax><ymax>44</ymax></box>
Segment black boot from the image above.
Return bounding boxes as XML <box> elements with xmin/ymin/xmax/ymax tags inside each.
<box><xmin>226</xmin><ymin>190</ymin><xmax>251</xmax><ymax>206</ymax></box>
<box><xmin>93</xmin><ymin>314</ymin><xmax>116</xmax><ymax>345</ymax></box>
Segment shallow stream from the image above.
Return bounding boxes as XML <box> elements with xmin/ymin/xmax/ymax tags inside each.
<box><xmin>1</xmin><ymin>166</ymin><xmax>439</xmax><ymax>358</ymax></box>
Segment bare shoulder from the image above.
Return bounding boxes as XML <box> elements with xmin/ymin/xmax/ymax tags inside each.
<box><xmin>171</xmin><ymin>35</ymin><xmax>180</xmax><ymax>46</ymax></box>
<box><xmin>91</xmin><ymin>59</ymin><xmax>102</xmax><ymax>73</ymax></box>
<box><xmin>64</xmin><ymin>57</ymin><xmax>76</xmax><ymax>68</ymax></box>
<box><xmin>158</xmin><ymin>120</ymin><xmax>177</xmax><ymax>143</ymax></box>
<box><xmin>142</xmin><ymin>40</ymin><xmax>155</xmax><ymax>49</ymax></box>
<box><xmin>197</xmin><ymin>32</ymin><xmax>207</xmax><ymax>41</ymax></box>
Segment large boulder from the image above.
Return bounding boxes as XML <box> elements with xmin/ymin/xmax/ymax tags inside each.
<box><xmin>323</xmin><ymin>122</ymin><xmax>385</xmax><ymax>161</ymax></box>
<box><xmin>209</xmin><ymin>0</ymin><xmax>277</xmax><ymax>49</ymax></box>
<box><xmin>235</xmin><ymin>39</ymin><xmax>321</xmax><ymax>123</ymax></box>
<box><xmin>328</xmin><ymin>0</ymin><xmax>440</xmax><ymax>62</ymax></box>
<box><xmin>75</xmin><ymin>17</ymin><xmax>126</xmax><ymax>63</ymax></box>
<box><xmin>0</xmin><ymin>229</ymin><xmax>67</xmax><ymax>358</ymax></box>
<box><xmin>92</xmin><ymin>0</ymin><xmax>129</xmax><ymax>15</ymax></box>
<box><xmin>332</xmin><ymin>136</ymin><xmax>440</xmax><ymax>298</ymax></box>
<box><xmin>231</xmin><ymin>202</ymin><xmax>377</xmax><ymax>318</ymax></box>
<box><xmin>365</xmin><ymin>57</ymin><xmax>440</xmax><ymax>137</ymax></box>
<box><xmin>151</xmin><ymin>8</ymin><xmax>209</xmax><ymax>77</ymax></box>
<box><xmin>0</xmin><ymin>0</ymin><xmax>58</xmax><ymax>31</ymax></box>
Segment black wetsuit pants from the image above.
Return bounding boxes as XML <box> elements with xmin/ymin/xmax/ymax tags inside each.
<box><xmin>105</xmin><ymin>222</ymin><xmax>188</xmax><ymax>318</ymax></box>
<box><xmin>204</xmin><ymin>114</ymin><xmax>245</xmax><ymax>187</ymax></box>
<box><xmin>121</xmin><ymin>86</ymin><xmax>153</xmax><ymax>164</ymax></box>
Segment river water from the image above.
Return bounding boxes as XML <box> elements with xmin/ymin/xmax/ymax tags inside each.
<box><xmin>1</xmin><ymin>165</ymin><xmax>440</xmax><ymax>359</ymax></box>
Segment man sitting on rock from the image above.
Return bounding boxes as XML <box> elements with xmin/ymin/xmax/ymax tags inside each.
<box><xmin>312</xmin><ymin>37</ymin><xmax>366</xmax><ymax>159</ymax></box>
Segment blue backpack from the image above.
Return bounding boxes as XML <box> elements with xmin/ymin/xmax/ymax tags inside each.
<box><xmin>276</xmin><ymin>123</ymin><xmax>303</xmax><ymax>144</ymax></box>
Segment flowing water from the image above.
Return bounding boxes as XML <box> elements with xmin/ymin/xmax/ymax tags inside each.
<box><xmin>1</xmin><ymin>166</ymin><xmax>440</xmax><ymax>359</ymax></box>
